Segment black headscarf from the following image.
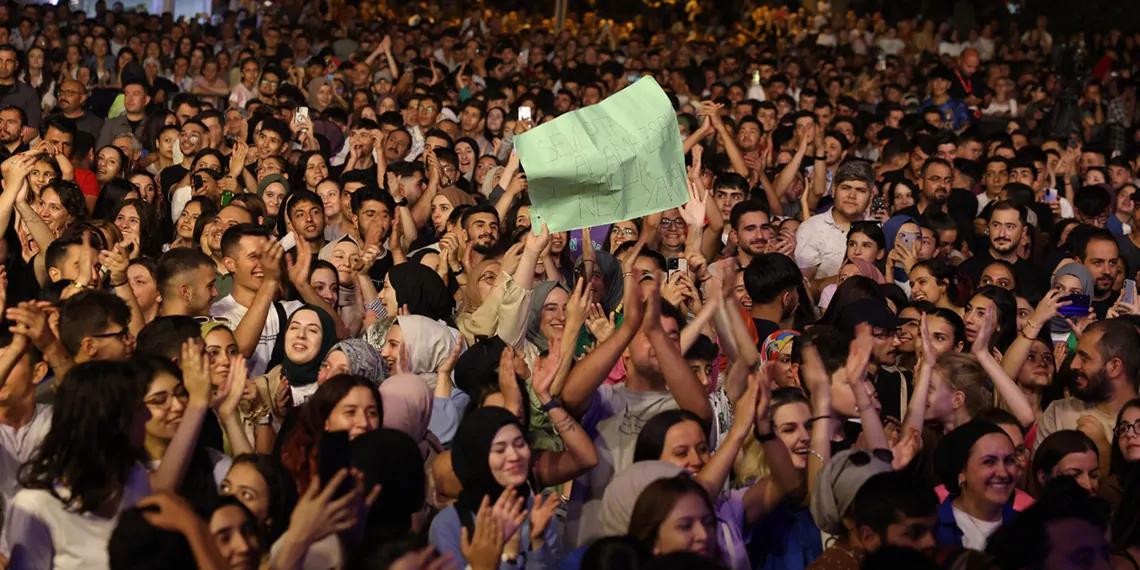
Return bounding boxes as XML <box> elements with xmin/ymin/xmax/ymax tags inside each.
<box><xmin>351</xmin><ymin>428</ymin><xmax>426</xmax><ymax>538</ymax></box>
<box><xmin>280</xmin><ymin>305</ymin><xmax>338</xmax><ymax>387</ymax></box>
<box><xmin>451</xmin><ymin>407</ymin><xmax>532</xmax><ymax>528</ymax></box>
<box><xmin>387</xmin><ymin>262</ymin><xmax>454</xmax><ymax>326</ymax></box>
<box><xmin>934</xmin><ymin>420</ymin><xmax>1009</xmax><ymax>495</ymax></box>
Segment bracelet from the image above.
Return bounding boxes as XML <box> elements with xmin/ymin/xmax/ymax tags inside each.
<box><xmin>110</xmin><ymin>279</ymin><xmax>128</xmax><ymax>288</ymax></box>
<box><xmin>807</xmin><ymin>449</ymin><xmax>826</xmax><ymax>463</ymax></box>
<box><xmin>622</xmin><ymin>271</ymin><xmax>633</xmax><ymax>277</ymax></box>
<box><xmin>808</xmin><ymin>415</ymin><xmax>832</xmax><ymax>423</ymax></box>
<box><xmin>540</xmin><ymin>397</ymin><xmax>563</xmax><ymax>413</ymax></box>
<box><xmin>1019</xmin><ymin>324</ymin><xmax>1040</xmax><ymax>341</ymax></box>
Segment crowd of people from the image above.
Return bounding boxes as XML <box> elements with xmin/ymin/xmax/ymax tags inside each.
<box><xmin>0</xmin><ymin>0</ymin><xmax>1137</xmax><ymax>569</ymax></box>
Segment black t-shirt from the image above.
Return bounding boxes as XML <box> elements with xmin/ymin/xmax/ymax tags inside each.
<box><xmin>1093</xmin><ymin>295</ymin><xmax>1115</xmax><ymax>320</ymax></box>
<box><xmin>874</xmin><ymin>368</ymin><xmax>913</xmax><ymax>423</ymax></box>
<box><xmin>368</xmin><ymin>250</ymin><xmax>395</xmax><ymax>291</ymax></box>
<box><xmin>753</xmin><ymin>318</ymin><xmax>780</xmax><ymax>350</ymax></box>
<box><xmin>957</xmin><ymin>249</ymin><xmax>1043</xmax><ymax>296</ymax></box>
<box><xmin>160</xmin><ymin>164</ymin><xmax>189</xmax><ymax>196</ymax></box>
<box><xmin>1118</xmin><ymin>235</ymin><xmax>1140</xmax><ymax>277</ymax></box>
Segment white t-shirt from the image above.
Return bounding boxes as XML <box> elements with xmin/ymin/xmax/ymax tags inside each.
<box><xmin>210</xmin><ymin>295</ymin><xmax>304</xmax><ymax>377</ymax></box>
<box><xmin>0</xmin><ymin>405</ymin><xmax>52</xmax><ymax>557</ymax></box>
<box><xmin>5</xmin><ymin>463</ymin><xmax>152</xmax><ymax>570</ymax></box>
<box><xmin>565</xmin><ymin>385</ymin><xmax>679</xmax><ymax>548</ymax></box>
<box><xmin>951</xmin><ymin>505</ymin><xmax>1001</xmax><ymax>550</ymax></box>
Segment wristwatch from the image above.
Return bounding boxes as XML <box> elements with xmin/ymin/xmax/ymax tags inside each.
<box><xmin>396</xmin><ymin>197</ymin><xmax>409</xmax><ymax>207</ymax></box>
<box><xmin>540</xmin><ymin>397</ymin><xmax>563</xmax><ymax>413</ymax></box>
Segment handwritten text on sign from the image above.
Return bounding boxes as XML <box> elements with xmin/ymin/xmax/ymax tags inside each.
<box><xmin>515</xmin><ymin>77</ymin><xmax>688</xmax><ymax>234</ymax></box>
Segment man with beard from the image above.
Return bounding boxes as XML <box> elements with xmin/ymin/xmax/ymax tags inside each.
<box><xmin>744</xmin><ymin>252</ymin><xmax>801</xmax><ymax>345</ymax></box>
<box><xmin>49</xmin><ymin>80</ymin><xmax>102</xmax><ymax>136</ymax></box>
<box><xmin>796</xmin><ymin>160</ymin><xmax>874</xmax><ymax>283</ymax></box>
<box><xmin>1073</xmin><ymin>228</ymin><xmax>1121</xmax><ymax>319</ymax></box>
<box><xmin>957</xmin><ymin>201</ymin><xmax>1038</xmax><ymax>290</ymax></box>
<box><xmin>0</xmin><ymin>45</ymin><xmax>40</xmax><ymax>140</ymax></box>
<box><xmin>1035</xmin><ymin>320</ymin><xmax>1140</xmax><ymax>463</ymax></box>
<box><xmin>0</xmin><ymin>105</ymin><xmax>26</xmax><ymax>159</ymax></box>
<box><xmin>899</xmin><ymin>158</ymin><xmax>952</xmax><ymax>217</ymax></box>
<box><xmin>460</xmin><ymin>203</ymin><xmax>500</xmax><ymax>265</ymax></box>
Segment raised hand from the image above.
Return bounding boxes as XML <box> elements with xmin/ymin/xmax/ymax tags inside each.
<box><xmin>6</xmin><ymin>301</ymin><xmax>54</xmax><ymax>352</ymax></box>
<box><xmin>525</xmin><ymin>224</ymin><xmax>551</xmax><ymax>254</ymax></box>
<box><xmin>136</xmin><ymin>492</ymin><xmax>202</xmax><ymax>536</ymax></box>
<box><xmin>287</xmin><ymin>469</ymin><xmax>376</xmax><ymax>543</ymax></box>
<box><xmin>679</xmin><ymin>179</ymin><xmax>708</xmax><ymax>228</ymax></box>
<box><xmin>215</xmin><ymin>355</ymin><xmax>248</xmax><ymax>420</ymax></box>
<box><xmin>971</xmin><ymin>306</ymin><xmax>998</xmax><ymax>355</ymax></box>
<box><xmin>461</xmin><ymin>496</ymin><xmax>505</xmax><ymax>570</ymax></box>
<box><xmin>584</xmin><ymin>303</ymin><xmax>616</xmax><ymax>343</ymax></box>
<box><xmin>564</xmin><ymin>277</ymin><xmax>589</xmax><ymax>334</ymax></box>
<box><xmin>528</xmin><ymin>493</ymin><xmax>561</xmax><ymax>548</ymax></box>
<box><xmin>843</xmin><ymin>323</ymin><xmax>874</xmax><ymax>387</ymax></box>
<box><xmin>286</xmin><ymin>239</ymin><xmax>313</xmax><ymax>289</ymax></box>
<box><xmin>490</xmin><ymin>486</ymin><xmax>527</xmax><ymax>543</ymax></box>
<box><xmin>257</xmin><ymin>239</ymin><xmax>284</xmax><ymax>284</ymax></box>
<box><xmin>532</xmin><ymin>342</ymin><xmax>567</xmax><ymax>403</ymax></box>
<box><xmin>180</xmin><ymin>339</ymin><xmax>212</xmax><ymax>407</ymax></box>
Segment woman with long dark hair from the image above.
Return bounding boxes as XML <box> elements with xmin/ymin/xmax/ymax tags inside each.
<box><xmin>7</xmin><ymin>360</ymin><xmax>152</xmax><ymax>569</ymax></box>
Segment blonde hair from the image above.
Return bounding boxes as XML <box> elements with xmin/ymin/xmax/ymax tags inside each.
<box><xmin>936</xmin><ymin>352</ymin><xmax>993</xmax><ymax>416</ymax></box>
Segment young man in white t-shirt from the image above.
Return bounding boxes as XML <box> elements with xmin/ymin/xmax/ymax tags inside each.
<box><xmin>210</xmin><ymin>224</ymin><xmax>301</xmax><ymax>377</ymax></box>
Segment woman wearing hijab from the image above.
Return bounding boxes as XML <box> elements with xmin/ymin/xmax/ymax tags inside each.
<box><xmin>252</xmin><ymin>305</ymin><xmax>339</xmax><ymax>433</ymax></box>
<box><xmin>817</xmin><ymin>258</ymin><xmax>888</xmax><ymax>310</ymax></box>
<box><xmin>318</xmin><ymin>338</ymin><xmax>388</xmax><ymax>386</ymax></box>
<box><xmin>382</xmin><ymin>262</ymin><xmax>455</xmax><ymax>325</ymax></box>
<box><xmin>379</xmin><ymin>314</ymin><xmax>460</xmax><ymax>390</ymax></box>
<box><xmin>574</xmin><ymin>250</ymin><xmax>624</xmax><ymax>356</ymax></box>
<box><xmin>882</xmin><ymin>214</ymin><xmax>921</xmax><ymax>284</ymax></box>
<box><xmin>306</xmin><ymin>76</ymin><xmax>344</xmax><ymax>112</ymax></box>
<box><xmin>428</xmin><ymin>407</ymin><xmax>566</xmax><ymax>570</ymax></box>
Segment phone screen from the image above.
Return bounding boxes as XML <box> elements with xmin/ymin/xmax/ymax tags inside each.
<box><xmin>1124</xmin><ymin>280</ymin><xmax>1136</xmax><ymax>305</ymax></box>
<box><xmin>1058</xmin><ymin>294</ymin><xmax>1092</xmax><ymax>317</ymax></box>
<box><xmin>318</xmin><ymin>431</ymin><xmax>355</xmax><ymax>499</ymax></box>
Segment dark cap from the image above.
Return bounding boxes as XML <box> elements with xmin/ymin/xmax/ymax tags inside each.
<box><xmin>836</xmin><ymin>298</ymin><xmax>906</xmax><ymax>335</ymax></box>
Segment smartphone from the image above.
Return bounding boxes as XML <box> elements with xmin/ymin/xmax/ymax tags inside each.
<box><xmin>295</xmin><ymin>106</ymin><xmax>310</xmax><ymax>125</ymax></box>
<box><xmin>518</xmin><ymin>106</ymin><xmax>532</xmax><ymax>121</ymax></box>
<box><xmin>1044</xmin><ymin>188</ymin><xmax>1058</xmax><ymax>203</ymax></box>
<box><xmin>1058</xmin><ymin>293</ymin><xmax>1092</xmax><ymax>318</ymax></box>
<box><xmin>752</xmin><ymin>70</ymin><xmax>761</xmax><ymax>86</ymax></box>
<box><xmin>667</xmin><ymin>258</ymin><xmax>688</xmax><ymax>278</ymax></box>
<box><xmin>876</xmin><ymin>54</ymin><xmax>886</xmax><ymax>71</ymax></box>
<box><xmin>1124</xmin><ymin>279</ymin><xmax>1137</xmax><ymax>305</ymax></box>
<box><xmin>318</xmin><ymin>431</ymin><xmax>355</xmax><ymax>499</ymax></box>
<box><xmin>870</xmin><ymin>195</ymin><xmax>886</xmax><ymax>213</ymax></box>
<box><xmin>897</xmin><ymin>231</ymin><xmax>917</xmax><ymax>250</ymax></box>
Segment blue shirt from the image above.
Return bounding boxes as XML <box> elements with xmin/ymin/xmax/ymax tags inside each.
<box><xmin>920</xmin><ymin>98</ymin><xmax>971</xmax><ymax>131</ymax></box>
<box><xmin>934</xmin><ymin>495</ymin><xmax>1016</xmax><ymax>548</ymax></box>
<box><xmin>747</xmin><ymin>504</ymin><xmax>822</xmax><ymax>570</ymax></box>
<box><xmin>430</xmin><ymin>495</ymin><xmax>561</xmax><ymax>570</ymax></box>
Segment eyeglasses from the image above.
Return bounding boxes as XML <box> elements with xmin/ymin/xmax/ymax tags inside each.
<box><xmin>145</xmin><ymin>383</ymin><xmax>189</xmax><ymax>409</ymax></box>
<box><xmin>660</xmin><ymin>218</ymin><xmax>686</xmax><ymax>228</ymax></box>
<box><xmin>260</xmin><ymin>79</ymin><xmax>278</xmax><ymax>87</ymax></box>
<box><xmin>194</xmin><ymin>316</ymin><xmax>231</xmax><ymax>326</ymax></box>
<box><xmin>610</xmin><ymin>227</ymin><xmax>636</xmax><ymax>237</ymax></box>
<box><xmin>91</xmin><ymin>327</ymin><xmax>132</xmax><ymax>343</ymax></box>
<box><xmin>1116</xmin><ymin>420</ymin><xmax>1140</xmax><ymax>439</ymax></box>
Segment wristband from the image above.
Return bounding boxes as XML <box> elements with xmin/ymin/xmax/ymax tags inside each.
<box><xmin>111</xmin><ymin>279</ymin><xmax>128</xmax><ymax>288</ymax></box>
<box><xmin>540</xmin><ymin>397</ymin><xmax>563</xmax><ymax>413</ymax></box>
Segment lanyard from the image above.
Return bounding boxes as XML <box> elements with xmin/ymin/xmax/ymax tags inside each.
<box><xmin>954</xmin><ymin>69</ymin><xmax>973</xmax><ymax>96</ymax></box>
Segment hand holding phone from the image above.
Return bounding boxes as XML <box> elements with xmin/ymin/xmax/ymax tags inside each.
<box><xmin>518</xmin><ymin>106</ymin><xmax>532</xmax><ymax>121</ymax></box>
<box><xmin>897</xmin><ymin>231</ymin><xmax>917</xmax><ymax>251</ymax></box>
<box><xmin>1123</xmin><ymin>279</ymin><xmax>1136</xmax><ymax>305</ymax></box>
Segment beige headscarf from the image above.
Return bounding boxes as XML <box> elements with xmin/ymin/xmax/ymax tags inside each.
<box><xmin>306</xmin><ymin>77</ymin><xmax>332</xmax><ymax>111</ymax></box>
